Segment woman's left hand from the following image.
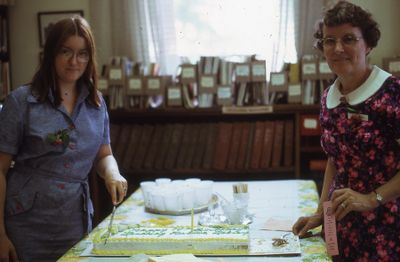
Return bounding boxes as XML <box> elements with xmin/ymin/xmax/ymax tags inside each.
<box><xmin>331</xmin><ymin>188</ymin><xmax>378</xmax><ymax>220</ymax></box>
<box><xmin>103</xmin><ymin>172</ymin><xmax>128</xmax><ymax>205</ymax></box>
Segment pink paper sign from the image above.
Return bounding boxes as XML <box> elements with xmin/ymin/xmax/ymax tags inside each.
<box><xmin>323</xmin><ymin>201</ymin><xmax>339</xmax><ymax>256</ymax></box>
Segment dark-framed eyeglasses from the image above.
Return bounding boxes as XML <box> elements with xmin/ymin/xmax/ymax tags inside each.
<box><xmin>58</xmin><ymin>47</ymin><xmax>90</xmax><ymax>63</ymax></box>
<box><xmin>319</xmin><ymin>34</ymin><xmax>363</xmax><ymax>50</ymax></box>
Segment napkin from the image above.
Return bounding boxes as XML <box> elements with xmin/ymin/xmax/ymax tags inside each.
<box><xmin>262</xmin><ymin>217</ymin><xmax>295</xmax><ymax>231</ymax></box>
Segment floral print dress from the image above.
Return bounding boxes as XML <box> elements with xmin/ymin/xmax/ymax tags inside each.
<box><xmin>320</xmin><ymin>66</ymin><xmax>400</xmax><ymax>261</ymax></box>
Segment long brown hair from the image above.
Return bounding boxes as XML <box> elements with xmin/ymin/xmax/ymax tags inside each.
<box><xmin>31</xmin><ymin>15</ymin><xmax>100</xmax><ymax>107</ymax></box>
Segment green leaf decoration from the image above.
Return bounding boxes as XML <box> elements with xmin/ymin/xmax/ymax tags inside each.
<box><xmin>47</xmin><ymin>128</ymin><xmax>70</xmax><ymax>147</ymax></box>
<box><xmin>47</xmin><ymin>133</ymin><xmax>57</xmax><ymax>143</ymax></box>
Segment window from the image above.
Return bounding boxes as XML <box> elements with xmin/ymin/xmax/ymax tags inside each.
<box><xmin>173</xmin><ymin>0</ymin><xmax>297</xmax><ymax>68</ymax></box>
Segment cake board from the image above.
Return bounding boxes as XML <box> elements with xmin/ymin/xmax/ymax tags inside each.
<box><xmin>80</xmin><ymin>231</ymin><xmax>300</xmax><ymax>257</ymax></box>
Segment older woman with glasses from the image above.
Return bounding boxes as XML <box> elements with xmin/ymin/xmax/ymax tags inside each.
<box><xmin>293</xmin><ymin>1</ymin><xmax>400</xmax><ymax>261</ymax></box>
<box><xmin>0</xmin><ymin>16</ymin><xmax>127</xmax><ymax>261</ymax></box>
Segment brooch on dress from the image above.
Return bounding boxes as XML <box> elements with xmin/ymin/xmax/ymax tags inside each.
<box><xmin>46</xmin><ymin>129</ymin><xmax>70</xmax><ymax>147</ymax></box>
<box><xmin>346</xmin><ymin>106</ymin><xmax>369</xmax><ymax>121</ymax></box>
<box><xmin>341</xmin><ymin>99</ymin><xmax>369</xmax><ymax>122</ymax></box>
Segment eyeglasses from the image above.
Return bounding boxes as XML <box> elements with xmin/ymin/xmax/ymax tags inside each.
<box><xmin>58</xmin><ymin>47</ymin><xmax>90</xmax><ymax>63</ymax></box>
<box><xmin>319</xmin><ymin>34</ymin><xmax>363</xmax><ymax>50</ymax></box>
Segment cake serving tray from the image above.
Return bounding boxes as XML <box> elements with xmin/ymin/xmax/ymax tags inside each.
<box><xmin>145</xmin><ymin>194</ymin><xmax>218</xmax><ymax>216</ymax></box>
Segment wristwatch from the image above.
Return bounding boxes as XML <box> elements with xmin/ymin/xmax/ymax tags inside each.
<box><xmin>373</xmin><ymin>190</ymin><xmax>384</xmax><ymax>206</ymax></box>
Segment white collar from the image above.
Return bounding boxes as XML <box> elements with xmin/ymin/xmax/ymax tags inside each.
<box><xmin>326</xmin><ymin>65</ymin><xmax>391</xmax><ymax>109</ymax></box>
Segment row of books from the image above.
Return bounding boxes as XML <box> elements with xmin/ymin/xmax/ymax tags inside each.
<box><xmin>99</xmin><ymin>55</ymin><xmax>270</xmax><ymax>110</ymax></box>
<box><xmin>268</xmin><ymin>55</ymin><xmax>336</xmax><ymax>105</ymax></box>
<box><xmin>101</xmin><ymin>53</ymin><xmax>342</xmax><ymax>109</ymax></box>
<box><xmin>175</xmin><ymin>54</ymin><xmax>400</xmax><ymax>106</ymax></box>
<box><xmin>111</xmin><ymin>120</ymin><xmax>294</xmax><ymax>172</ymax></box>
<box><xmin>179</xmin><ymin>57</ymin><xmax>267</xmax><ymax>108</ymax></box>
<box><xmin>99</xmin><ymin>57</ymin><xmax>163</xmax><ymax>110</ymax></box>
<box><xmin>179</xmin><ymin>57</ymin><xmax>265</xmax><ymax>85</ymax></box>
<box><xmin>270</xmin><ymin>53</ymin><xmax>400</xmax><ymax>104</ymax></box>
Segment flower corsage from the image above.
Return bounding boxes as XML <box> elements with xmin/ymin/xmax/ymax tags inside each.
<box><xmin>47</xmin><ymin>128</ymin><xmax>70</xmax><ymax>147</ymax></box>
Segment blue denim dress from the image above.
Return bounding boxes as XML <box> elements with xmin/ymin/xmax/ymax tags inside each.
<box><xmin>0</xmin><ymin>85</ymin><xmax>110</xmax><ymax>261</ymax></box>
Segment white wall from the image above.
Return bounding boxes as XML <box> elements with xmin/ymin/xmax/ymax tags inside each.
<box><xmin>8</xmin><ymin>0</ymin><xmax>400</xmax><ymax>90</ymax></box>
<box><xmin>9</xmin><ymin>0</ymin><xmax>90</xmax><ymax>89</ymax></box>
<box><xmin>350</xmin><ymin>0</ymin><xmax>400</xmax><ymax>66</ymax></box>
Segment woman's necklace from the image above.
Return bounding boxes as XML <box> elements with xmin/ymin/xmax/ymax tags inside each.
<box><xmin>61</xmin><ymin>89</ymin><xmax>75</xmax><ymax>97</ymax></box>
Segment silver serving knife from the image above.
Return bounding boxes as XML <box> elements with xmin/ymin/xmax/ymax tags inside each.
<box><xmin>104</xmin><ymin>205</ymin><xmax>117</xmax><ymax>244</ymax></box>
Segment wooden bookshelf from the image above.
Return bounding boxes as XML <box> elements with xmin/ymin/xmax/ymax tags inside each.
<box><xmin>108</xmin><ymin>104</ymin><xmax>321</xmax><ymax>180</ymax></box>
<box><xmin>300</xmin><ymin>146</ymin><xmax>323</xmax><ymax>153</ymax></box>
<box><xmin>109</xmin><ymin>104</ymin><xmax>319</xmax><ymax>118</ymax></box>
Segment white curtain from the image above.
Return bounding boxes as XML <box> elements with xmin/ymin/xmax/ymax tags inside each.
<box><xmin>90</xmin><ymin>0</ymin><xmax>328</xmax><ymax>74</ymax></box>
<box><xmin>265</xmin><ymin>0</ymin><xmax>328</xmax><ymax>72</ymax></box>
<box><xmin>89</xmin><ymin>0</ymin><xmax>179</xmax><ymax>75</ymax></box>
<box><xmin>293</xmin><ymin>0</ymin><xmax>323</xmax><ymax>58</ymax></box>
<box><xmin>269</xmin><ymin>0</ymin><xmax>297</xmax><ymax>72</ymax></box>
<box><xmin>293</xmin><ymin>0</ymin><xmax>340</xmax><ymax>58</ymax></box>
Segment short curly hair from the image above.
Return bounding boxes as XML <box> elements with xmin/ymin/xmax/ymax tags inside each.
<box><xmin>314</xmin><ymin>1</ymin><xmax>380</xmax><ymax>51</ymax></box>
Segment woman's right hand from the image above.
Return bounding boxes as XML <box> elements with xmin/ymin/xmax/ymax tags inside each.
<box><xmin>292</xmin><ymin>212</ymin><xmax>323</xmax><ymax>238</ymax></box>
<box><xmin>0</xmin><ymin>234</ymin><xmax>18</xmax><ymax>262</ymax></box>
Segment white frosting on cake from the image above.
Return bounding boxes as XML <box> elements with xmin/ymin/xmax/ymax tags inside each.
<box><xmin>92</xmin><ymin>225</ymin><xmax>249</xmax><ymax>255</ymax></box>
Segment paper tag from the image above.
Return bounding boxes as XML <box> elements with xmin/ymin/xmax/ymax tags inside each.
<box><xmin>323</xmin><ymin>201</ymin><xmax>339</xmax><ymax>256</ymax></box>
<box><xmin>236</xmin><ymin>65</ymin><xmax>250</xmax><ymax>76</ymax></box>
<box><xmin>252</xmin><ymin>64</ymin><xmax>266</xmax><ymax>76</ymax></box>
<box><xmin>148</xmin><ymin>79</ymin><xmax>160</xmax><ymax>90</ymax></box>
<box><xmin>288</xmin><ymin>84</ymin><xmax>301</xmax><ymax>96</ymax></box>
<box><xmin>182</xmin><ymin>67</ymin><xmax>195</xmax><ymax>78</ymax></box>
<box><xmin>109</xmin><ymin>68</ymin><xmax>122</xmax><ymax>80</ymax></box>
<box><xmin>303</xmin><ymin>118</ymin><xmax>317</xmax><ymax>129</ymax></box>
<box><xmin>129</xmin><ymin>79</ymin><xmax>142</xmax><ymax>90</ymax></box>
<box><xmin>217</xmin><ymin>86</ymin><xmax>231</xmax><ymax>99</ymax></box>
<box><xmin>302</xmin><ymin>63</ymin><xmax>317</xmax><ymax>75</ymax></box>
<box><xmin>270</xmin><ymin>73</ymin><xmax>285</xmax><ymax>86</ymax></box>
<box><xmin>98</xmin><ymin>79</ymin><xmax>108</xmax><ymax>91</ymax></box>
<box><xmin>201</xmin><ymin>76</ymin><xmax>215</xmax><ymax>88</ymax></box>
<box><xmin>168</xmin><ymin>88</ymin><xmax>181</xmax><ymax>99</ymax></box>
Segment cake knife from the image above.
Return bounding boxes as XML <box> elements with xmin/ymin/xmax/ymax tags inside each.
<box><xmin>104</xmin><ymin>205</ymin><xmax>117</xmax><ymax>244</ymax></box>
